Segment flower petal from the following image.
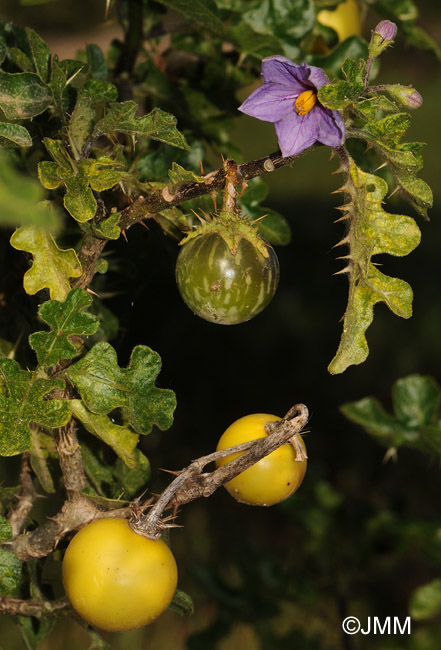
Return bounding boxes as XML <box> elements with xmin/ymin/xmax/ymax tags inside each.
<box><xmin>238</xmin><ymin>82</ymin><xmax>298</xmax><ymax>123</ymax></box>
<box><xmin>274</xmin><ymin>111</ymin><xmax>318</xmax><ymax>157</ymax></box>
<box><xmin>315</xmin><ymin>107</ymin><xmax>346</xmax><ymax>147</ymax></box>
<box><xmin>261</xmin><ymin>56</ymin><xmax>309</xmax><ymax>90</ymax></box>
<box><xmin>306</xmin><ymin>65</ymin><xmax>331</xmax><ymax>91</ymax></box>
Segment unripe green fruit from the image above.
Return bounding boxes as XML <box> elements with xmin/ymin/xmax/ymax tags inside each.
<box><xmin>176</xmin><ymin>228</ymin><xmax>279</xmax><ymax>325</ymax></box>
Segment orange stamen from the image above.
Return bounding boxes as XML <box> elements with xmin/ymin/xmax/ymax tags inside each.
<box><xmin>294</xmin><ymin>89</ymin><xmax>317</xmax><ymax>116</ymax></box>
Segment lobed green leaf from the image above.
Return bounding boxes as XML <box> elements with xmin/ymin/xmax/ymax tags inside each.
<box><xmin>329</xmin><ymin>161</ymin><xmax>420</xmax><ymax>374</ymax></box>
<box><xmin>93</xmin><ymin>102</ymin><xmax>189</xmax><ymax>150</ymax></box>
<box><xmin>357</xmin><ymin>95</ymin><xmax>398</xmax><ymax>121</ymax></box>
<box><xmin>401</xmin><ymin>23</ymin><xmax>441</xmax><ymax>60</ymax></box>
<box><xmin>395</xmin><ymin>173</ymin><xmax>433</xmax><ymax>220</ymax></box>
<box><xmin>113</xmin><ymin>449</ymin><xmax>150</xmax><ymax>498</ymax></box>
<box><xmin>318</xmin><ymin>77</ymin><xmax>363</xmax><ymax>110</ymax></box>
<box><xmin>29</xmin><ymin>288</ymin><xmax>99</xmax><ymax>367</ymax></box>
<box><xmin>366</xmin><ymin>113</ymin><xmax>411</xmax><ymax>144</ymax></box>
<box><xmin>0</xmin><ymin>358</ymin><xmax>71</xmax><ymax>456</ymax></box>
<box><xmin>67</xmin><ymin>343</ymin><xmax>176</xmax><ymax>435</ymax></box>
<box><xmin>10</xmin><ymin>226</ymin><xmax>82</xmax><ymax>301</ymax></box>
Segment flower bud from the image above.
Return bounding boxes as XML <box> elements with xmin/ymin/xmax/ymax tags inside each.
<box><xmin>374</xmin><ymin>20</ymin><xmax>397</xmax><ymax>43</ymax></box>
<box><xmin>407</xmin><ymin>90</ymin><xmax>423</xmax><ymax>109</ymax></box>
<box><xmin>386</xmin><ymin>84</ymin><xmax>423</xmax><ymax>109</ymax></box>
<box><xmin>369</xmin><ymin>20</ymin><xmax>397</xmax><ymax>58</ymax></box>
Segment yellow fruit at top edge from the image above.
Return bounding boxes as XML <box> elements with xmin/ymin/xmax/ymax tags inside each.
<box><xmin>317</xmin><ymin>0</ymin><xmax>362</xmax><ymax>42</ymax></box>
<box><xmin>216</xmin><ymin>413</ymin><xmax>307</xmax><ymax>506</ymax></box>
<box><xmin>62</xmin><ymin>518</ymin><xmax>177</xmax><ymax>632</ymax></box>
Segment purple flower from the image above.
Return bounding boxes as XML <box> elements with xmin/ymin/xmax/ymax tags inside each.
<box><xmin>238</xmin><ymin>56</ymin><xmax>345</xmax><ymax>158</ymax></box>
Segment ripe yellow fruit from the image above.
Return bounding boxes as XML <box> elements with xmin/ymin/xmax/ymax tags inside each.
<box><xmin>317</xmin><ymin>0</ymin><xmax>362</xmax><ymax>42</ymax></box>
<box><xmin>62</xmin><ymin>518</ymin><xmax>177</xmax><ymax>631</ymax></box>
<box><xmin>216</xmin><ymin>413</ymin><xmax>307</xmax><ymax>506</ymax></box>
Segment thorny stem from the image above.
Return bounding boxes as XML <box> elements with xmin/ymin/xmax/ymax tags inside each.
<box><xmin>6</xmin><ymin>404</ymin><xmax>308</xmax><ymax>558</ymax></box>
<box><xmin>119</xmin><ymin>145</ymin><xmax>319</xmax><ymax>231</ymax></box>
<box><xmin>54</xmin><ymin>419</ymin><xmax>87</xmax><ymax>500</ymax></box>
<box><xmin>8</xmin><ymin>502</ymin><xmax>133</xmax><ymax>562</ymax></box>
<box><xmin>6</xmin><ymin>419</ymin><xmax>131</xmax><ymax>562</ymax></box>
<box><xmin>8</xmin><ymin>453</ymin><xmax>37</xmax><ymax>537</ymax></box>
<box><xmin>0</xmin><ymin>596</ymin><xmax>71</xmax><ymax>618</ymax></box>
<box><xmin>72</xmin><ymin>235</ymin><xmax>106</xmax><ymax>291</ymax></box>
<box><xmin>222</xmin><ymin>159</ymin><xmax>239</xmax><ymax>214</ymax></box>
<box><xmin>67</xmin><ymin>147</ymin><xmax>319</xmax><ymax>293</ymax></box>
<box><xmin>131</xmin><ymin>404</ymin><xmax>309</xmax><ymax>539</ymax></box>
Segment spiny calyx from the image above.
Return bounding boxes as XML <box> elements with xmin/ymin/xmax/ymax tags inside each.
<box><xmin>179</xmin><ymin>208</ymin><xmax>272</xmax><ymax>259</ymax></box>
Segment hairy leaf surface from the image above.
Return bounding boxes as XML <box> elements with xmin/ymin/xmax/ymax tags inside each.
<box><xmin>329</xmin><ymin>161</ymin><xmax>420</xmax><ymax>374</ymax></box>
<box><xmin>67</xmin><ymin>343</ymin><xmax>176</xmax><ymax>435</ymax></box>
<box><xmin>0</xmin><ymin>548</ymin><xmax>22</xmax><ymax>595</ymax></box>
<box><xmin>10</xmin><ymin>226</ymin><xmax>82</xmax><ymax>301</ymax></box>
<box><xmin>93</xmin><ymin>102</ymin><xmax>189</xmax><ymax>150</ymax></box>
<box><xmin>29</xmin><ymin>288</ymin><xmax>99</xmax><ymax>367</ymax></box>
<box><xmin>0</xmin><ymin>359</ymin><xmax>70</xmax><ymax>456</ymax></box>
<box><xmin>71</xmin><ymin>399</ymin><xmax>139</xmax><ymax>468</ymax></box>
<box><xmin>0</xmin><ymin>71</ymin><xmax>51</xmax><ymax>119</ymax></box>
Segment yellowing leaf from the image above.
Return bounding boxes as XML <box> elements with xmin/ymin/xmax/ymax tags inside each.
<box><xmin>10</xmin><ymin>225</ymin><xmax>82</xmax><ymax>301</ymax></box>
<box><xmin>70</xmin><ymin>400</ymin><xmax>139</xmax><ymax>468</ymax></box>
<box><xmin>329</xmin><ymin>161</ymin><xmax>421</xmax><ymax>374</ymax></box>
